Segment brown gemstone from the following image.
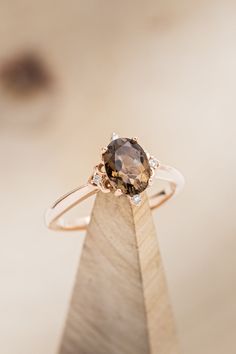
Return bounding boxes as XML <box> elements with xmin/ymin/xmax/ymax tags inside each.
<box><xmin>103</xmin><ymin>138</ymin><xmax>151</xmax><ymax>196</ymax></box>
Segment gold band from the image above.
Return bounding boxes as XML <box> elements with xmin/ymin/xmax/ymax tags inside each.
<box><xmin>45</xmin><ymin>164</ymin><xmax>184</xmax><ymax>231</ymax></box>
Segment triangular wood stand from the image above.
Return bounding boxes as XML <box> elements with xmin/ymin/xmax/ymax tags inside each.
<box><xmin>59</xmin><ymin>191</ymin><xmax>180</xmax><ymax>354</ymax></box>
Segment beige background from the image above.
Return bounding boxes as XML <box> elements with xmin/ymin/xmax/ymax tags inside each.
<box><xmin>0</xmin><ymin>1</ymin><xmax>236</xmax><ymax>354</ymax></box>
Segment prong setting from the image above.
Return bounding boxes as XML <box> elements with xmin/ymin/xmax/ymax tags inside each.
<box><xmin>89</xmin><ymin>164</ymin><xmax>111</xmax><ymax>193</ymax></box>
<box><xmin>148</xmin><ymin>177</ymin><xmax>153</xmax><ymax>186</ymax></box>
<box><xmin>114</xmin><ymin>189</ymin><xmax>122</xmax><ymax>197</ymax></box>
<box><xmin>111</xmin><ymin>132</ymin><xmax>119</xmax><ymax>141</ymax></box>
<box><xmin>101</xmin><ymin>146</ymin><xmax>108</xmax><ymax>154</ymax></box>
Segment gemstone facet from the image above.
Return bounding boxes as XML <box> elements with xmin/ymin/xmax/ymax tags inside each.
<box><xmin>102</xmin><ymin>138</ymin><xmax>151</xmax><ymax>196</ymax></box>
<box><xmin>92</xmin><ymin>173</ymin><xmax>101</xmax><ymax>186</ymax></box>
<box><xmin>149</xmin><ymin>157</ymin><xmax>159</xmax><ymax>169</ymax></box>
<box><xmin>131</xmin><ymin>194</ymin><xmax>142</xmax><ymax>205</ymax></box>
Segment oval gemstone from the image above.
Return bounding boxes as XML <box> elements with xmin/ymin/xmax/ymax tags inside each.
<box><xmin>103</xmin><ymin>138</ymin><xmax>151</xmax><ymax>196</ymax></box>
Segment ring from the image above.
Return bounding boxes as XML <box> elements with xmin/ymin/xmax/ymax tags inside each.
<box><xmin>45</xmin><ymin>133</ymin><xmax>184</xmax><ymax>231</ymax></box>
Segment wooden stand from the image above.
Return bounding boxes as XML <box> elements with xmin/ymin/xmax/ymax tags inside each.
<box><xmin>59</xmin><ymin>191</ymin><xmax>180</xmax><ymax>354</ymax></box>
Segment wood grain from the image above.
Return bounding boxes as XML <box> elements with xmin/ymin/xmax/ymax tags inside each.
<box><xmin>59</xmin><ymin>191</ymin><xmax>179</xmax><ymax>354</ymax></box>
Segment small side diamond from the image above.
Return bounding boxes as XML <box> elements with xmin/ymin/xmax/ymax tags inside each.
<box><xmin>92</xmin><ymin>174</ymin><xmax>101</xmax><ymax>186</ymax></box>
<box><xmin>131</xmin><ymin>194</ymin><xmax>142</xmax><ymax>206</ymax></box>
<box><xmin>149</xmin><ymin>157</ymin><xmax>159</xmax><ymax>169</ymax></box>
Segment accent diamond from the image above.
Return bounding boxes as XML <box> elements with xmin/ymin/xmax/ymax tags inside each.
<box><xmin>149</xmin><ymin>157</ymin><xmax>159</xmax><ymax>169</ymax></box>
<box><xmin>131</xmin><ymin>194</ymin><xmax>142</xmax><ymax>205</ymax></box>
<box><xmin>92</xmin><ymin>174</ymin><xmax>101</xmax><ymax>186</ymax></box>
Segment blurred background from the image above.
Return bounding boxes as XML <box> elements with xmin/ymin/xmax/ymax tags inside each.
<box><xmin>0</xmin><ymin>1</ymin><xmax>236</xmax><ymax>353</ymax></box>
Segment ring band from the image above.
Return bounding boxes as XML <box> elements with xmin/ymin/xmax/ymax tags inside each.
<box><xmin>45</xmin><ymin>135</ymin><xmax>184</xmax><ymax>231</ymax></box>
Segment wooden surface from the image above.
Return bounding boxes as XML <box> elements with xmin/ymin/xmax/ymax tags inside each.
<box><xmin>59</xmin><ymin>191</ymin><xmax>179</xmax><ymax>354</ymax></box>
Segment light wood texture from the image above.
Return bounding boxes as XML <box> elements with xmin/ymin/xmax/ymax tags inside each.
<box><xmin>59</xmin><ymin>191</ymin><xmax>179</xmax><ymax>354</ymax></box>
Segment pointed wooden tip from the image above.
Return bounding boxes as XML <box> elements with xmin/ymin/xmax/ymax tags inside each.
<box><xmin>59</xmin><ymin>191</ymin><xmax>180</xmax><ymax>354</ymax></box>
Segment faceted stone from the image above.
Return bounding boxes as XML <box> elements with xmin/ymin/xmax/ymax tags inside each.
<box><xmin>131</xmin><ymin>194</ymin><xmax>142</xmax><ymax>205</ymax></box>
<box><xmin>103</xmin><ymin>138</ymin><xmax>151</xmax><ymax>196</ymax></box>
<box><xmin>149</xmin><ymin>157</ymin><xmax>159</xmax><ymax>169</ymax></box>
<box><xmin>92</xmin><ymin>173</ymin><xmax>101</xmax><ymax>186</ymax></box>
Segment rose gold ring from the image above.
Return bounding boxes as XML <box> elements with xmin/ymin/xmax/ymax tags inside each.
<box><xmin>45</xmin><ymin>133</ymin><xmax>184</xmax><ymax>231</ymax></box>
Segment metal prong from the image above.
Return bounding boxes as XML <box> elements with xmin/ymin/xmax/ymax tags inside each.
<box><xmin>114</xmin><ymin>189</ymin><xmax>122</xmax><ymax>196</ymax></box>
<box><xmin>101</xmin><ymin>146</ymin><xmax>108</xmax><ymax>154</ymax></box>
<box><xmin>111</xmin><ymin>132</ymin><xmax>119</xmax><ymax>141</ymax></box>
<box><xmin>148</xmin><ymin>177</ymin><xmax>153</xmax><ymax>186</ymax></box>
<box><xmin>131</xmin><ymin>137</ymin><xmax>138</xmax><ymax>142</ymax></box>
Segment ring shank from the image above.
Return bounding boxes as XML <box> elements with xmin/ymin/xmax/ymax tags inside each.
<box><xmin>149</xmin><ymin>164</ymin><xmax>185</xmax><ymax>209</ymax></box>
<box><xmin>45</xmin><ymin>164</ymin><xmax>184</xmax><ymax>231</ymax></box>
